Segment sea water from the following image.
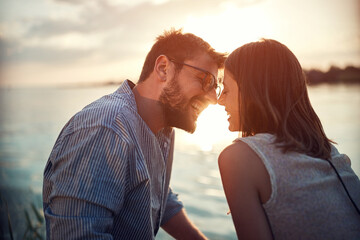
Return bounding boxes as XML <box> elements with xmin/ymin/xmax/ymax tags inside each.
<box><xmin>0</xmin><ymin>84</ymin><xmax>359</xmax><ymax>239</ymax></box>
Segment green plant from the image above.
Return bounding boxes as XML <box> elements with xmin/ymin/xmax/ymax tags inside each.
<box><xmin>1</xmin><ymin>192</ymin><xmax>45</xmax><ymax>240</ymax></box>
<box><xmin>23</xmin><ymin>203</ymin><xmax>44</xmax><ymax>240</ymax></box>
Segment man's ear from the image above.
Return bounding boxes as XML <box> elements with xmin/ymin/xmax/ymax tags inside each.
<box><xmin>154</xmin><ymin>55</ymin><xmax>171</xmax><ymax>82</ymax></box>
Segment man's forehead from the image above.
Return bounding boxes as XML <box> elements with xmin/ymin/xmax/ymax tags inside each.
<box><xmin>185</xmin><ymin>53</ymin><xmax>218</xmax><ymax>74</ymax></box>
<box><xmin>185</xmin><ymin>52</ymin><xmax>214</xmax><ymax>62</ymax></box>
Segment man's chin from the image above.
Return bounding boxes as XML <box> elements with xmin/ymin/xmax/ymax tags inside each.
<box><xmin>172</xmin><ymin>120</ymin><xmax>197</xmax><ymax>133</ymax></box>
<box><xmin>182</xmin><ymin>123</ymin><xmax>197</xmax><ymax>134</ymax></box>
<box><xmin>163</xmin><ymin>107</ymin><xmax>196</xmax><ymax>133</ymax></box>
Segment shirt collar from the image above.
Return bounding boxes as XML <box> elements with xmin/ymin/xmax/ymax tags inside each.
<box><xmin>115</xmin><ymin>79</ymin><xmax>137</xmax><ymax>111</ymax></box>
<box><xmin>116</xmin><ymin>80</ymin><xmax>174</xmax><ymax>139</ymax></box>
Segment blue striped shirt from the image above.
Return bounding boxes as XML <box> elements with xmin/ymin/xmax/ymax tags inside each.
<box><xmin>43</xmin><ymin>80</ymin><xmax>183</xmax><ymax>239</ymax></box>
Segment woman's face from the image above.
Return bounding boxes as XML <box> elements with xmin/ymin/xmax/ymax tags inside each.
<box><xmin>218</xmin><ymin>69</ymin><xmax>240</xmax><ymax>131</ymax></box>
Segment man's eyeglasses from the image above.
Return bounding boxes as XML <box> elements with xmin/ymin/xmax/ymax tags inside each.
<box><xmin>168</xmin><ymin>58</ymin><xmax>222</xmax><ymax>97</ymax></box>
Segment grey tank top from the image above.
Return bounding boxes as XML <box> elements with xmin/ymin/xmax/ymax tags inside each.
<box><xmin>237</xmin><ymin>133</ymin><xmax>360</xmax><ymax>240</ymax></box>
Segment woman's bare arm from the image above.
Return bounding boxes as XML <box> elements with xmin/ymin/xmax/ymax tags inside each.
<box><xmin>218</xmin><ymin>141</ymin><xmax>273</xmax><ymax>239</ymax></box>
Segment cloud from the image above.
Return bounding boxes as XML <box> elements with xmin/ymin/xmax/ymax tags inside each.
<box><xmin>10</xmin><ymin>46</ymin><xmax>93</xmax><ymax>63</ymax></box>
<box><xmin>0</xmin><ymin>36</ymin><xmax>94</xmax><ymax>63</ymax></box>
<box><xmin>52</xmin><ymin>0</ymin><xmax>88</xmax><ymax>4</ymax></box>
<box><xmin>27</xmin><ymin>0</ymin><xmax>262</xmax><ymax>38</ymax></box>
<box><xmin>1</xmin><ymin>0</ymin><xmax>261</xmax><ymax>65</ymax></box>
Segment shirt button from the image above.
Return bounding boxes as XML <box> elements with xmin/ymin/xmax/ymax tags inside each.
<box><xmin>164</xmin><ymin>142</ymin><xmax>168</xmax><ymax>148</ymax></box>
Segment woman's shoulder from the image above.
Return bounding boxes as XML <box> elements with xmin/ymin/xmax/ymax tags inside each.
<box><xmin>219</xmin><ymin>140</ymin><xmax>255</xmax><ymax>163</ymax></box>
<box><xmin>231</xmin><ymin>133</ymin><xmax>278</xmax><ymax>156</ymax></box>
<box><xmin>219</xmin><ymin>134</ymin><xmax>272</xmax><ymax>204</ymax></box>
<box><xmin>218</xmin><ymin>137</ymin><xmax>266</xmax><ymax>175</ymax></box>
<box><xmin>233</xmin><ymin>133</ymin><xmax>276</xmax><ymax>144</ymax></box>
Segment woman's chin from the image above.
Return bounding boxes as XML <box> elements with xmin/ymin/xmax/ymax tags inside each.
<box><xmin>227</xmin><ymin>117</ymin><xmax>240</xmax><ymax>132</ymax></box>
<box><xmin>228</xmin><ymin>123</ymin><xmax>239</xmax><ymax>132</ymax></box>
<box><xmin>227</xmin><ymin>119</ymin><xmax>241</xmax><ymax>131</ymax></box>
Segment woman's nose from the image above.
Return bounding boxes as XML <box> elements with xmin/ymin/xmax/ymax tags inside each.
<box><xmin>217</xmin><ymin>92</ymin><xmax>225</xmax><ymax>106</ymax></box>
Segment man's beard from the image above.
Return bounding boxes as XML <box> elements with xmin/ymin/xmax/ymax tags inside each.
<box><xmin>159</xmin><ymin>75</ymin><xmax>197</xmax><ymax>133</ymax></box>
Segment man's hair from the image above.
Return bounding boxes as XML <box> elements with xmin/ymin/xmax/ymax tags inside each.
<box><xmin>225</xmin><ymin>39</ymin><xmax>333</xmax><ymax>160</ymax></box>
<box><xmin>138</xmin><ymin>28</ymin><xmax>226</xmax><ymax>83</ymax></box>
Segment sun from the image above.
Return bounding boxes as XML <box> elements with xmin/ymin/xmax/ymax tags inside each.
<box><xmin>176</xmin><ymin>105</ymin><xmax>238</xmax><ymax>152</ymax></box>
<box><xmin>178</xmin><ymin>3</ymin><xmax>274</xmax><ymax>151</ymax></box>
<box><xmin>183</xmin><ymin>1</ymin><xmax>274</xmax><ymax>53</ymax></box>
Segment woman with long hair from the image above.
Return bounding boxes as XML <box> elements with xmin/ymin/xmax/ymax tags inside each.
<box><xmin>218</xmin><ymin>39</ymin><xmax>360</xmax><ymax>239</ymax></box>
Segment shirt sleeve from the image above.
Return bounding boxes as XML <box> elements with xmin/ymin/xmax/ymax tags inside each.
<box><xmin>43</xmin><ymin>126</ymin><xmax>129</xmax><ymax>239</ymax></box>
<box><xmin>160</xmin><ymin>187</ymin><xmax>184</xmax><ymax>225</ymax></box>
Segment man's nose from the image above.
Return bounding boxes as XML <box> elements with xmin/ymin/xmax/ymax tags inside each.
<box><xmin>217</xmin><ymin>94</ymin><xmax>224</xmax><ymax>106</ymax></box>
<box><xmin>205</xmin><ymin>88</ymin><xmax>217</xmax><ymax>105</ymax></box>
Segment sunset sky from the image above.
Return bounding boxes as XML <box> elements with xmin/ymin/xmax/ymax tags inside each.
<box><xmin>0</xmin><ymin>0</ymin><xmax>359</xmax><ymax>87</ymax></box>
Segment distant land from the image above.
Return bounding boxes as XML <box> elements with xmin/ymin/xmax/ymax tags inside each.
<box><xmin>61</xmin><ymin>65</ymin><xmax>360</xmax><ymax>88</ymax></box>
<box><xmin>60</xmin><ymin>80</ymin><xmax>125</xmax><ymax>88</ymax></box>
<box><xmin>305</xmin><ymin>65</ymin><xmax>360</xmax><ymax>85</ymax></box>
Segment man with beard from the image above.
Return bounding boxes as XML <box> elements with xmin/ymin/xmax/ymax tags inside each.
<box><xmin>43</xmin><ymin>29</ymin><xmax>226</xmax><ymax>239</ymax></box>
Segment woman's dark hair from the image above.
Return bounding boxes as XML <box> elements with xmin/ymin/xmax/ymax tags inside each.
<box><xmin>226</xmin><ymin>39</ymin><xmax>333</xmax><ymax>159</ymax></box>
<box><xmin>138</xmin><ymin>28</ymin><xmax>226</xmax><ymax>83</ymax></box>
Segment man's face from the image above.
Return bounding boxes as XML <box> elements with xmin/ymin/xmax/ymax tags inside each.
<box><xmin>159</xmin><ymin>53</ymin><xmax>218</xmax><ymax>133</ymax></box>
